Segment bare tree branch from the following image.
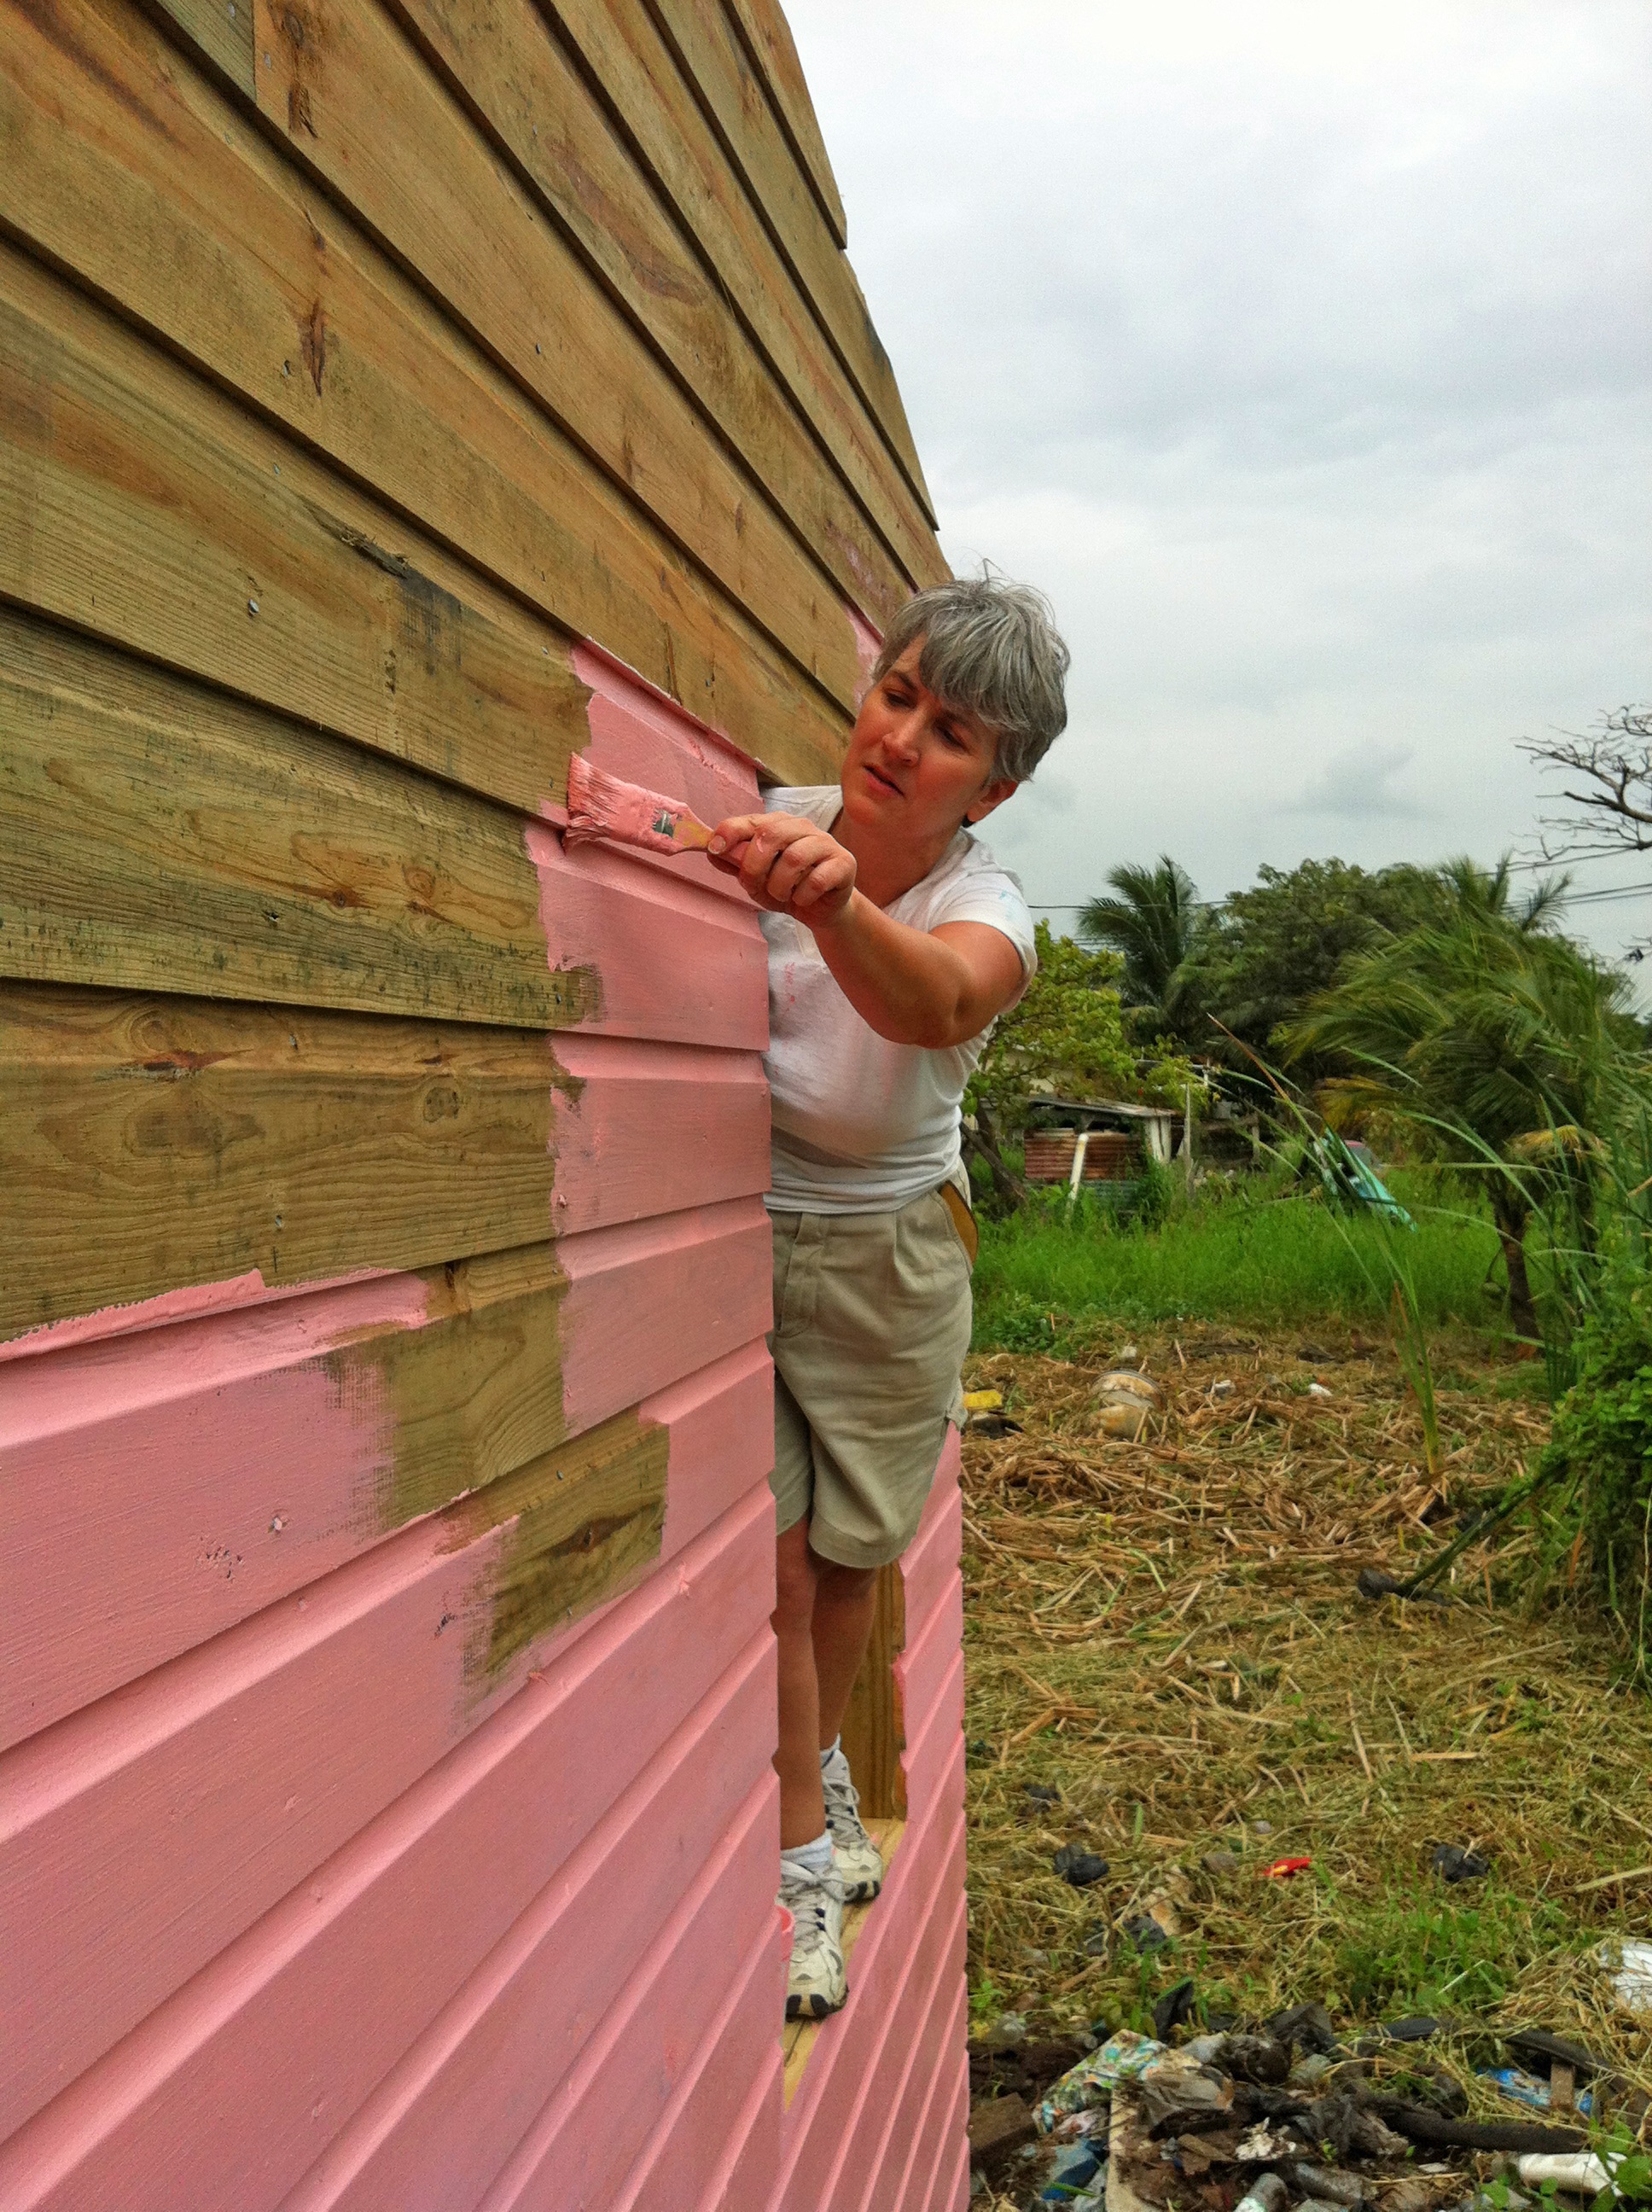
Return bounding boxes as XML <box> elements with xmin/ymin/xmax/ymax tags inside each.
<box><xmin>1520</xmin><ymin>707</ymin><xmax>1652</xmax><ymax>861</ymax></box>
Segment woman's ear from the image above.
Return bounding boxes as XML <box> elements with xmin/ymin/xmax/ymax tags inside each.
<box><xmin>964</xmin><ymin>777</ymin><xmax>1020</xmax><ymax>825</ymax></box>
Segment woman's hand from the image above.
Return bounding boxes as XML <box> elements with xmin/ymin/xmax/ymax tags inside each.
<box><xmin>707</xmin><ymin>812</ymin><xmax>858</xmax><ymax>927</ymax></box>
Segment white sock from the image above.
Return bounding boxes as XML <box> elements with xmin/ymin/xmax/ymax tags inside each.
<box><xmin>782</xmin><ymin>1830</ymin><xmax>834</xmax><ymax>1879</ymax></box>
<box><xmin>820</xmin><ymin>1737</ymin><xmax>850</xmax><ymax>1783</ymax></box>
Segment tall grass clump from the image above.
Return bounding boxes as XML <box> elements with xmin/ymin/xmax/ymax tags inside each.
<box><xmin>972</xmin><ymin>1176</ymin><xmax>1498</xmax><ymax>1351</ymax></box>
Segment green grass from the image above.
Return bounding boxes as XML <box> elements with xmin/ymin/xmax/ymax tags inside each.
<box><xmin>973</xmin><ymin>1176</ymin><xmax>1503</xmax><ymax>1352</ymax></box>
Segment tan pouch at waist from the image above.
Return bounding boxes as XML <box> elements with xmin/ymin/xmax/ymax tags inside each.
<box><xmin>938</xmin><ymin>1179</ymin><xmax>979</xmax><ymax>1269</ymax></box>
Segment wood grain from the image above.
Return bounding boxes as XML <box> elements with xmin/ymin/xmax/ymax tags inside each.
<box><xmin>721</xmin><ymin>0</ymin><xmax>848</xmax><ymax>248</ymax></box>
<box><xmin>0</xmin><ymin>981</ymin><xmax>569</xmax><ymax>1342</ymax></box>
<box><xmin>644</xmin><ymin>0</ymin><xmax>937</xmax><ymax>524</ymax></box>
<box><xmin>0</xmin><ymin>6</ymin><xmax>853</xmax><ymax>783</ymax></box>
<box><xmin>0</xmin><ymin>237</ymin><xmax>586</xmax><ymax>816</ymax></box>
<box><xmin>378</xmin><ymin>0</ymin><xmax>913</xmax><ymax>631</ymax></box>
<box><xmin>540</xmin><ymin>0</ymin><xmax>946</xmax><ymax>585</ymax></box>
<box><xmin>838</xmin><ymin>1558</ymin><xmax>908</xmax><ymax>1821</ymax></box>
<box><xmin>0</xmin><ymin>609</ymin><xmax>595</xmax><ymax>1027</ymax></box>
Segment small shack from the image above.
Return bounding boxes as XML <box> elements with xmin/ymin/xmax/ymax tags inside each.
<box><xmin>1022</xmin><ymin>1096</ymin><xmax>1179</xmax><ymax>1190</ymax></box>
<box><xmin>0</xmin><ymin>6</ymin><xmax>968</xmax><ymax>2206</ymax></box>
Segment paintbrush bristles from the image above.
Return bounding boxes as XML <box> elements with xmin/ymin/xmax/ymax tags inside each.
<box><xmin>564</xmin><ymin>754</ymin><xmax>714</xmax><ymax>856</ymax></box>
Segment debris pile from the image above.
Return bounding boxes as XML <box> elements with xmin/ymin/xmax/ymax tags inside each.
<box><xmin>968</xmin><ymin>2005</ymin><xmax>1649</xmax><ymax>2210</ymax></box>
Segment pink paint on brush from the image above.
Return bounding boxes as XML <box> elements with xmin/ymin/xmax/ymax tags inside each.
<box><xmin>564</xmin><ymin>754</ymin><xmax>715</xmax><ymax>857</ymax></box>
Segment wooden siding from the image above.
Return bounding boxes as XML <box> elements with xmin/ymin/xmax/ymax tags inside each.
<box><xmin>778</xmin><ymin>1441</ymin><xmax>971</xmax><ymax>2212</ymax></box>
<box><xmin>0</xmin><ymin>0</ymin><xmax>965</xmax><ymax>2204</ymax></box>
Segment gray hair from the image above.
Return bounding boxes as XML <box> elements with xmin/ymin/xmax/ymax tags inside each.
<box><xmin>870</xmin><ymin>573</ymin><xmax>1070</xmax><ymax>782</ymax></box>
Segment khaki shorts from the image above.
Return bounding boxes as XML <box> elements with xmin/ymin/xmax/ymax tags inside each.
<box><xmin>770</xmin><ymin>1190</ymin><xmax>974</xmax><ymax>1569</ymax></box>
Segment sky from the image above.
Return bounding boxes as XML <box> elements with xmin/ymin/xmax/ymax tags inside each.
<box><xmin>785</xmin><ymin>0</ymin><xmax>1652</xmax><ymax>974</ymax></box>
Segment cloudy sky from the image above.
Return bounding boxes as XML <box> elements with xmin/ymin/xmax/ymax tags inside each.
<box><xmin>786</xmin><ymin>0</ymin><xmax>1652</xmax><ymax>970</ymax></box>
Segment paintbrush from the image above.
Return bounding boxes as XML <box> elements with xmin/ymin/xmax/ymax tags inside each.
<box><xmin>564</xmin><ymin>754</ymin><xmax>722</xmax><ymax>857</ymax></box>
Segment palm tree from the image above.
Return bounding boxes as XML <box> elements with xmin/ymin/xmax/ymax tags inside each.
<box><xmin>1282</xmin><ymin>857</ymin><xmax>1635</xmax><ymax>1341</ymax></box>
<box><xmin>1079</xmin><ymin>857</ymin><xmax>1204</xmax><ymax>1039</ymax></box>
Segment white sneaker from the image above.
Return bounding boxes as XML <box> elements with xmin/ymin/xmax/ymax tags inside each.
<box><xmin>781</xmin><ymin>1855</ymin><xmax>847</xmax><ymax>2021</ymax></box>
<box><xmin>822</xmin><ymin>1754</ymin><xmax>883</xmax><ymax>1903</ymax></box>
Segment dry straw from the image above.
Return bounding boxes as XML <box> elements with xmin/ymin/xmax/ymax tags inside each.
<box><xmin>961</xmin><ymin>1323</ymin><xmax>1652</xmax><ymax>2122</ymax></box>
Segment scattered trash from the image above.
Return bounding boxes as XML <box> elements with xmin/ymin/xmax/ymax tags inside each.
<box><xmin>1032</xmin><ymin>2030</ymin><xmax>1166</xmax><ymax>2134</ymax></box>
<box><xmin>1482</xmin><ymin>2068</ymin><xmax>1594</xmax><ymax>2118</ymax></box>
<box><xmin>968</xmin><ymin>2090</ymin><xmax>1038</xmax><ymax>2168</ymax></box>
<box><xmin>1223</xmin><ymin>2032</ymin><xmax>1293</xmax><ymax>2084</ymax></box>
<box><xmin>1234</xmin><ymin>2172</ymin><xmax>1289</xmax><ymax>2212</ymax></box>
<box><xmin>963</xmin><ymin>1389</ymin><xmax>1023</xmax><ymax>1439</ymax></box>
<box><xmin>1308</xmin><ymin>1382</ymin><xmax>1334</xmax><ymax>1400</ymax></box>
<box><xmin>983</xmin><ymin>2011</ymin><xmax>1029</xmax><ymax>2051</ymax></box>
<box><xmin>1504</xmin><ymin>2029</ymin><xmax>1602</xmax><ymax>2079</ymax></box>
<box><xmin>1431</xmin><ymin>1844</ymin><xmax>1490</xmax><ymax>1883</ymax></box>
<box><xmin>1151</xmin><ymin>1977</ymin><xmax>1197</xmax><ymax>2040</ymax></box>
<box><xmin>1263</xmin><ymin>1856</ymin><xmax>1313</xmax><ymax>1880</ymax></box>
<box><xmin>1052</xmin><ymin>1844</ymin><xmax>1109</xmax><ymax>1887</ymax></box>
<box><xmin>1140</xmin><ymin>2049</ymin><xmax>1234</xmax><ymax>2133</ymax></box>
<box><xmin>1288</xmin><ymin>2055</ymin><xmax>1336</xmax><ymax>2089</ymax></box>
<box><xmin>1039</xmin><ymin>2141</ymin><xmax>1103</xmax><ymax>2202</ymax></box>
<box><xmin>1597</xmin><ymin>1936</ymin><xmax>1652</xmax><ymax>2018</ymax></box>
<box><xmin>1093</xmin><ymin>1370</ymin><xmax>1160</xmax><ymax>1439</ymax></box>
<box><xmin>1268</xmin><ymin>2001</ymin><xmax>1340</xmax><ymax>2054</ymax></box>
<box><xmin>1380</xmin><ymin>2016</ymin><xmax>1440</xmax><ymax>2042</ymax></box>
<box><xmin>1212</xmin><ymin>1379</ymin><xmax>1236</xmax><ymax>1400</ymax></box>
<box><xmin>1115</xmin><ymin>1343</ymin><xmax>1140</xmax><ymax>1364</ymax></box>
<box><xmin>1290</xmin><ymin>2163</ymin><xmax>1368</xmax><ymax>2205</ymax></box>
<box><xmin>1378</xmin><ymin>2180</ymin><xmax>1434</xmax><ymax>2212</ymax></box>
<box><xmin>1516</xmin><ymin>2151</ymin><xmax>1619</xmax><ymax>2197</ymax></box>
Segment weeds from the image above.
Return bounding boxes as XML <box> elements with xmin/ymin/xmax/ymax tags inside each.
<box><xmin>973</xmin><ymin>1175</ymin><xmax>1499</xmax><ymax>1353</ymax></box>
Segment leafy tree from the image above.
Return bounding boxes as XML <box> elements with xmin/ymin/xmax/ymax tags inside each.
<box><xmin>1078</xmin><ymin>856</ymin><xmax>1207</xmax><ymax>1041</ymax></box>
<box><xmin>1184</xmin><ymin>857</ymin><xmax>1446</xmax><ymax>1074</ymax></box>
<box><xmin>963</xmin><ymin>923</ymin><xmax>1194</xmax><ymax>1210</ymax></box>
<box><xmin>1282</xmin><ymin>858</ymin><xmax>1637</xmax><ymax>1340</ymax></box>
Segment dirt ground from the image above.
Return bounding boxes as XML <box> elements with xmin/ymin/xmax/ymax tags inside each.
<box><xmin>958</xmin><ymin>1322</ymin><xmax>1652</xmax><ymax>2158</ymax></box>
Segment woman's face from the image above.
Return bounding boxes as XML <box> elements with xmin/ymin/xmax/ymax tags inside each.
<box><xmin>839</xmin><ymin>642</ymin><xmax>1018</xmax><ymax>847</ymax></box>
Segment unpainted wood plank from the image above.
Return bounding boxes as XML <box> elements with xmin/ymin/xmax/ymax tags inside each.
<box><xmin>781</xmin><ymin>1817</ymin><xmax>905</xmax><ymax>2104</ymax></box>
<box><xmin>721</xmin><ymin>0</ymin><xmax>847</xmax><ymax>248</ymax></box>
<box><xmin>0</xmin><ymin>609</ymin><xmax>594</xmax><ymax>1028</ymax></box>
<box><xmin>0</xmin><ymin>983</ymin><xmax>775</xmax><ymax>1342</ymax></box>
<box><xmin>0</xmin><ymin>7</ymin><xmax>854</xmax><ymax>783</ymax></box>
<box><xmin>145</xmin><ymin>0</ymin><xmax>253</xmax><ymax>90</ymax></box>
<box><xmin>0</xmin><ymin>981</ymin><xmax>563</xmax><ymax>1342</ymax></box>
<box><xmin>540</xmin><ymin>0</ymin><xmax>946</xmax><ymax>576</ymax></box>
<box><xmin>0</xmin><ymin>608</ymin><xmax>768</xmax><ymax>1039</ymax></box>
<box><xmin>0</xmin><ymin>240</ymin><xmax>586</xmax><ymax>816</ymax></box>
<box><xmin>839</xmin><ymin>1557</ymin><xmax>909</xmax><ymax>1819</ymax></box>
<box><xmin>643</xmin><ymin>0</ymin><xmax>938</xmax><ymax>524</ymax></box>
<box><xmin>385</xmin><ymin>0</ymin><xmax>913</xmax><ymax>630</ymax></box>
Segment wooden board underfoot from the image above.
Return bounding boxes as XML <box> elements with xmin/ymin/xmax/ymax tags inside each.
<box><xmin>781</xmin><ymin>1815</ymin><xmax>905</xmax><ymax>2105</ymax></box>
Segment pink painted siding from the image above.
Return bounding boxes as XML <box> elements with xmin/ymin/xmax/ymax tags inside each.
<box><xmin>774</xmin><ymin>1442</ymin><xmax>972</xmax><ymax>2212</ymax></box>
<box><xmin>5</xmin><ymin>639</ymin><xmax>971</xmax><ymax>2209</ymax></box>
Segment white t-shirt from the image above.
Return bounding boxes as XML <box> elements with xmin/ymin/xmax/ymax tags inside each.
<box><xmin>761</xmin><ymin>786</ymin><xmax>1038</xmax><ymax>1214</ymax></box>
